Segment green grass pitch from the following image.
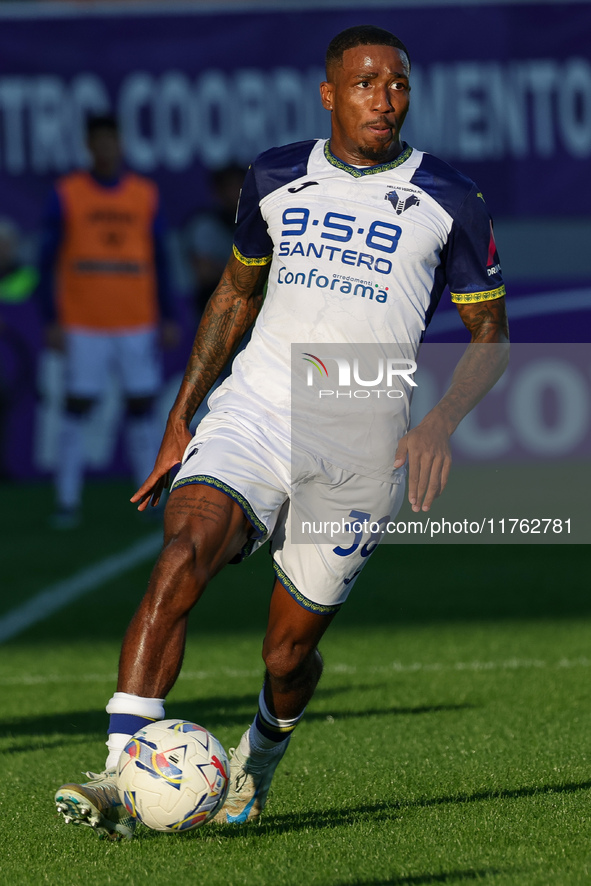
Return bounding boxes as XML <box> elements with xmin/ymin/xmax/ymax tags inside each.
<box><xmin>0</xmin><ymin>479</ymin><xmax>590</xmax><ymax>886</ymax></box>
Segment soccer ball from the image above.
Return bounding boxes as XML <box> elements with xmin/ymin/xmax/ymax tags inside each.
<box><xmin>117</xmin><ymin>719</ymin><xmax>230</xmax><ymax>832</ymax></box>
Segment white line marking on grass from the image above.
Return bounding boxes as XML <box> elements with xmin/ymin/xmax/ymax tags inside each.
<box><xmin>2</xmin><ymin>657</ymin><xmax>591</xmax><ymax>686</ymax></box>
<box><xmin>332</xmin><ymin>657</ymin><xmax>591</xmax><ymax>674</ymax></box>
<box><xmin>0</xmin><ymin>668</ymin><xmax>262</xmax><ymax>686</ymax></box>
<box><xmin>0</xmin><ymin>532</ymin><xmax>162</xmax><ymax>644</ymax></box>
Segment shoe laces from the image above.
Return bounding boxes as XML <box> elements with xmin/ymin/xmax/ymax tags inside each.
<box><xmin>83</xmin><ymin>770</ymin><xmax>116</xmax><ymax>784</ymax></box>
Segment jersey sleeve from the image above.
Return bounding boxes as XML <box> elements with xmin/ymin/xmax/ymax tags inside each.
<box><xmin>232</xmin><ymin>163</ymin><xmax>273</xmax><ymax>267</ymax></box>
<box><xmin>445</xmin><ymin>186</ymin><xmax>506</xmax><ymax>305</ymax></box>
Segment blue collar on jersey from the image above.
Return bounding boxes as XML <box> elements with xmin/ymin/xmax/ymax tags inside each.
<box><xmin>324</xmin><ymin>140</ymin><xmax>412</xmax><ymax>177</ymax></box>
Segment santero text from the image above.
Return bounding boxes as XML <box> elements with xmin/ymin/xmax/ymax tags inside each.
<box><xmin>278</xmin><ymin>241</ymin><xmax>393</xmax><ymax>276</ymax></box>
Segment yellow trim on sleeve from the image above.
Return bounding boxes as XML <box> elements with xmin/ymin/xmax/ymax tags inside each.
<box><xmin>451</xmin><ymin>285</ymin><xmax>506</xmax><ymax>304</ymax></box>
<box><xmin>233</xmin><ymin>244</ymin><xmax>272</xmax><ymax>266</ymax></box>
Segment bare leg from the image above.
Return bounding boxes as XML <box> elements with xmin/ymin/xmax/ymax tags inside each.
<box><xmin>53</xmin><ymin>485</ymin><xmax>249</xmax><ymax>839</ymax></box>
<box><xmin>212</xmin><ymin>578</ymin><xmax>338</xmax><ymax>823</ymax></box>
<box><xmin>262</xmin><ymin>579</ymin><xmax>337</xmax><ymax>719</ymax></box>
<box><xmin>117</xmin><ymin>483</ymin><xmax>252</xmax><ymax>698</ymax></box>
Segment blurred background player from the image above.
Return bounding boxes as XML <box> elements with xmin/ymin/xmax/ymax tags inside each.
<box><xmin>183</xmin><ymin>164</ymin><xmax>249</xmax><ymax>426</ymax></box>
<box><xmin>37</xmin><ymin>114</ymin><xmax>178</xmax><ymax>528</ymax></box>
<box><xmin>184</xmin><ymin>163</ymin><xmax>247</xmax><ymax>323</ymax></box>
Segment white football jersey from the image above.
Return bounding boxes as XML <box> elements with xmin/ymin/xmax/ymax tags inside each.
<box><xmin>208</xmin><ymin>139</ymin><xmax>505</xmax><ymax>479</ymax></box>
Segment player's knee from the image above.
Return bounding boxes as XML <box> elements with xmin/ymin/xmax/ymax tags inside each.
<box><xmin>126</xmin><ymin>395</ymin><xmax>155</xmax><ymax>417</ymax></box>
<box><xmin>65</xmin><ymin>396</ymin><xmax>95</xmax><ymax>416</ymax></box>
<box><xmin>263</xmin><ymin>640</ymin><xmax>317</xmax><ymax>683</ymax></box>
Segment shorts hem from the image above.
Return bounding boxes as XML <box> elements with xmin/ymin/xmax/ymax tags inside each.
<box><xmin>170</xmin><ymin>474</ymin><xmax>266</xmax><ymax>538</ymax></box>
<box><xmin>273</xmin><ymin>561</ymin><xmax>341</xmax><ymax>616</ymax></box>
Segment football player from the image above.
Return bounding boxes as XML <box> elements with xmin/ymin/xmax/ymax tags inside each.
<box><xmin>55</xmin><ymin>25</ymin><xmax>508</xmax><ymax>838</ymax></box>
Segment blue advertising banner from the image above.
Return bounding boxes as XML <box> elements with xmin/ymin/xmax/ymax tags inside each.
<box><xmin>0</xmin><ymin>2</ymin><xmax>589</xmax><ymax>228</ymax></box>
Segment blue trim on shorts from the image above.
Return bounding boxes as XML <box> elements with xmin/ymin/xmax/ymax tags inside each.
<box><xmin>170</xmin><ymin>474</ymin><xmax>266</xmax><ymax>538</ymax></box>
<box><xmin>273</xmin><ymin>560</ymin><xmax>341</xmax><ymax>616</ymax></box>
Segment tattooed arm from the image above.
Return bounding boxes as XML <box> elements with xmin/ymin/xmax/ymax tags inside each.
<box><xmin>131</xmin><ymin>253</ymin><xmax>270</xmax><ymax>509</ymax></box>
<box><xmin>393</xmin><ymin>297</ymin><xmax>509</xmax><ymax>513</ymax></box>
<box><xmin>172</xmin><ymin>254</ymin><xmax>269</xmax><ymax>424</ymax></box>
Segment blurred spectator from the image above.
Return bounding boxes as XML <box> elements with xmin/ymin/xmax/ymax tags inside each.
<box><xmin>183</xmin><ymin>164</ymin><xmax>250</xmax><ymax>426</ymax></box>
<box><xmin>37</xmin><ymin>114</ymin><xmax>179</xmax><ymax>528</ymax></box>
<box><xmin>0</xmin><ymin>218</ymin><xmax>38</xmax><ymax>305</ymax></box>
<box><xmin>185</xmin><ymin>163</ymin><xmax>247</xmax><ymax>321</ymax></box>
<box><xmin>0</xmin><ymin>218</ymin><xmax>38</xmax><ymax>479</ymax></box>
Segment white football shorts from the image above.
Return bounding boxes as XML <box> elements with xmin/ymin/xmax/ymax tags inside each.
<box><xmin>64</xmin><ymin>328</ymin><xmax>162</xmax><ymax>399</ymax></box>
<box><xmin>171</xmin><ymin>409</ymin><xmax>405</xmax><ymax>614</ymax></box>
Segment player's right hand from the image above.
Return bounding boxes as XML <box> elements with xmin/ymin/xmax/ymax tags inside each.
<box><xmin>131</xmin><ymin>420</ymin><xmax>193</xmax><ymax>511</ymax></box>
<box><xmin>393</xmin><ymin>408</ymin><xmax>452</xmax><ymax>513</ymax></box>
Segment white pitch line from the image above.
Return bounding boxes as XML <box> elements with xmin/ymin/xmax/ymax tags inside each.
<box><xmin>0</xmin><ymin>532</ymin><xmax>162</xmax><ymax>645</ymax></box>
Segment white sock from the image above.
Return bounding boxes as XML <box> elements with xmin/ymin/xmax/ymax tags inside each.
<box><xmin>105</xmin><ymin>734</ymin><xmax>134</xmax><ymax>771</ymax></box>
<box><xmin>105</xmin><ymin>691</ymin><xmax>165</xmax><ymax>770</ymax></box>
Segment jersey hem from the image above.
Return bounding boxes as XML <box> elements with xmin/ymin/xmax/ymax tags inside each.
<box><xmin>233</xmin><ymin>244</ymin><xmax>272</xmax><ymax>266</ymax></box>
<box><xmin>450</xmin><ymin>285</ymin><xmax>506</xmax><ymax>304</ymax></box>
<box><xmin>273</xmin><ymin>560</ymin><xmax>341</xmax><ymax>616</ymax></box>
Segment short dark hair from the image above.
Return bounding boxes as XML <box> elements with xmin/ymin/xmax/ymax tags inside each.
<box><xmin>325</xmin><ymin>26</ymin><xmax>411</xmax><ymax>77</ymax></box>
<box><xmin>86</xmin><ymin>113</ymin><xmax>119</xmax><ymax>137</ymax></box>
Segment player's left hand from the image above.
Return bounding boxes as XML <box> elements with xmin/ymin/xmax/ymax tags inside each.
<box><xmin>393</xmin><ymin>411</ymin><xmax>452</xmax><ymax>512</ymax></box>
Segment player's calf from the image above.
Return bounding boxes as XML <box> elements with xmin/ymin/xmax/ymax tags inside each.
<box><xmin>213</xmin><ymin>683</ymin><xmax>304</xmax><ymax>824</ymax></box>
